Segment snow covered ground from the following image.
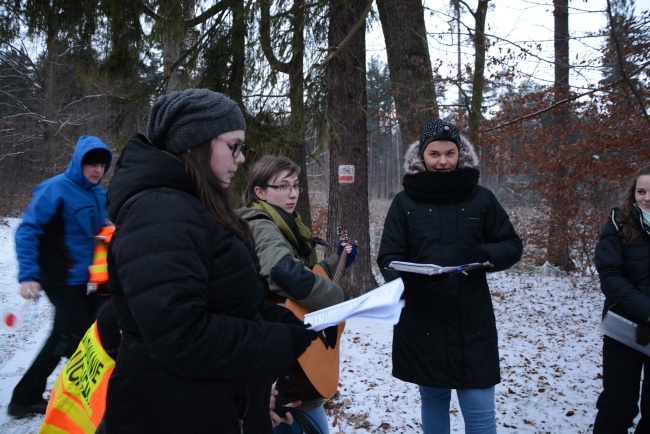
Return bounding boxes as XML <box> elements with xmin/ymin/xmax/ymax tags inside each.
<box><xmin>0</xmin><ymin>217</ymin><xmax>615</xmax><ymax>433</ymax></box>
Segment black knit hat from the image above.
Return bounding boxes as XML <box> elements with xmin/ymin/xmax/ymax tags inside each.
<box><xmin>82</xmin><ymin>149</ymin><xmax>110</xmax><ymax>165</ymax></box>
<box><xmin>418</xmin><ymin>118</ymin><xmax>461</xmax><ymax>157</ymax></box>
<box><xmin>147</xmin><ymin>88</ymin><xmax>246</xmax><ymax>153</ymax></box>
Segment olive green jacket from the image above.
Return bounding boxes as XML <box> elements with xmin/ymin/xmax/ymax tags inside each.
<box><xmin>238</xmin><ymin>206</ymin><xmax>344</xmax><ymax>310</ymax></box>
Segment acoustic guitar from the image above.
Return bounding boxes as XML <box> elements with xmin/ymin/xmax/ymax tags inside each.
<box><xmin>278</xmin><ymin>228</ymin><xmax>349</xmax><ymax>401</ymax></box>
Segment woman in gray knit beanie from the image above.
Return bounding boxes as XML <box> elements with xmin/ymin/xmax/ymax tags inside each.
<box><xmin>100</xmin><ymin>89</ymin><xmax>318</xmax><ymax>433</ymax></box>
<box><xmin>146</xmin><ymin>88</ymin><xmax>247</xmax><ymax>188</ymax></box>
<box><xmin>148</xmin><ymin>89</ymin><xmax>245</xmax><ymax>152</ymax></box>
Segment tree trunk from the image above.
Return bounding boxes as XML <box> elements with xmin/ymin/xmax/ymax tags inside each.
<box><xmin>229</xmin><ymin>0</ymin><xmax>246</xmax><ymax>104</ymax></box>
<box><xmin>547</xmin><ymin>0</ymin><xmax>573</xmax><ymax>270</ymax></box>
<box><xmin>327</xmin><ymin>0</ymin><xmax>377</xmax><ymax>295</ymax></box>
<box><xmin>288</xmin><ymin>1</ymin><xmax>311</xmax><ymax>226</ymax></box>
<box><xmin>160</xmin><ymin>2</ymin><xmax>187</xmax><ymax>93</ymax></box>
<box><xmin>376</xmin><ymin>0</ymin><xmax>438</xmax><ymax>151</ymax></box>
<box><xmin>468</xmin><ymin>0</ymin><xmax>489</xmax><ymax>146</ymax></box>
<box><xmin>43</xmin><ymin>26</ymin><xmax>62</xmax><ymax>177</ymax></box>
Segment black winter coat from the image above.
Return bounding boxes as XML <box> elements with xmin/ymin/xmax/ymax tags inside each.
<box><xmin>595</xmin><ymin>206</ymin><xmax>650</xmax><ymax>323</ymax></box>
<box><xmin>378</xmin><ymin>184</ymin><xmax>522</xmax><ymax>389</ymax></box>
<box><xmin>101</xmin><ymin>134</ymin><xmax>295</xmax><ymax>433</ymax></box>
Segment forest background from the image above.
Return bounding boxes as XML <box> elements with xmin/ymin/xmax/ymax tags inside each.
<box><xmin>1</xmin><ymin>0</ymin><xmax>649</xmax><ymax>294</ymax></box>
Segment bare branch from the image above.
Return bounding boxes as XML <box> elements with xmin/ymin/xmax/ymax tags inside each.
<box><xmin>312</xmin><ymin>0</ymin><xmax>374</xmax><ymax>70</ymax></box>
<box><xmin>485</xmin><ymin>58</ymin><xmax>650</xmax><ymax>132</ymax></box>
<box><xmin>259</xmin><ymin>0</ymin><xmax>291</xmax><ymax>74</ymax></box>
<box><xmin>604</xmin><ymin>0</ymin><xmax>650</xmax><ymax>123</ymax></box>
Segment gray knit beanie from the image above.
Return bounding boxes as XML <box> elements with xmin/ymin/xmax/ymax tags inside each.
<box><xmin>418</xmin><ymin>118</ymin><xmax>461</xmax><ymax>157</ymax></box>
<box><xmin>147</xmin><ymin>88</ymin><xmax>246</xmax><ymax>153</ymax></box>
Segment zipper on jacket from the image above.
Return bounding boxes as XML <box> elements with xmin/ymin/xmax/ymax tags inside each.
<box><xmin>239</xmin><ymin>381</ymin><xmax>249</xmax><ymax>433</ymax></box>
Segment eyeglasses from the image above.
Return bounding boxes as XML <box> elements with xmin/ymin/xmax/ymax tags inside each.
<box><xmin>214</xmin><ymin>137</ymin><xmax>245</xmax><ymax>157</ymax></box>
<box><xmin>264</xmin><ymin>184</ymin><xmax>303</xmax><ymax>193</ymax></box>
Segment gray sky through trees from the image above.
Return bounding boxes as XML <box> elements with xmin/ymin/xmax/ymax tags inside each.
<box><xmin>365</xmin><ymin>0</ymin><xmax>648</xmax><ymax>108</ymax></box>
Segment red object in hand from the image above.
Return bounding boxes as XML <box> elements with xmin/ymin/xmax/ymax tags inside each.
<box><xmin>2</xmin><ymin>311</ymin><xmax>18</xmax><ymax>330</ymax></box>
<box><xmin>1</xmin><ymin>298</ymin><xmax>39</xmax><ymax>331</ymax></box>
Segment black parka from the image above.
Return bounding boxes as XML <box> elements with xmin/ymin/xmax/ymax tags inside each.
<box><xmin>595</xmin><ymin>206</ymin><xmax>650</xmax><ymax>323</ymax></box>
<box><xmin>101</xmin><ymin>134</ymin><xmax>295</xmax><ymax>434</ymax></box>
<box><xmin>377</xmin><ymin>141</ymin><xmax>522</xmax><ymax>389</ymax></box>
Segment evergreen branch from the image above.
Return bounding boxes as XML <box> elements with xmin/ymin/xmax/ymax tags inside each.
<box><xmin>604</xmin><ymin>0</ymin><xmax>650</xmax><ymax>123</ymax></box>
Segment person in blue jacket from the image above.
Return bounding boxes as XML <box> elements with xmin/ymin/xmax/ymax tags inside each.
<box><xmin>8</xmin><ymin>135</ymin><xmax>112</xmax><ymax>419</ymax></box>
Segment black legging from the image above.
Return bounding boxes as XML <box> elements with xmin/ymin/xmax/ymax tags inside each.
<box><xmin>594</xmin><ymin>336</ymin><xmax>650</xmax><ymax>434</ymax></box>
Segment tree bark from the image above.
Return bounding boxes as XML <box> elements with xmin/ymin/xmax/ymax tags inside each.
<box><xmin>229</xmin><ymin>0</ymin><xmax>246</xmax><ymax>104</ymax></box>
<box><xmin>468</xmin><ymin>0</ymin><xmax>489</xmax><ymax>146</ymax></box>
<box><xmin>376</xmin><ymin>0</ymin><xmax>438</xmax><ymax>150</ymax></box>
<box><xmin>43</xmin><ymin>15</ymin><xmax>65</xmax><ymax>177</ymax></box>
<box><xmin>158</xmin><ymin>1</ymin><xmax>187</xmax><ymax>93</ymax></box>
<box><xmin>327</xmin><ymin>0</ymin><xmax>377</xmax><ymax>295</ymax></box>
<box><xmin>547</xmin><ymin>0</ymin><xmax>573</xmax><ymax>270</ymax></box>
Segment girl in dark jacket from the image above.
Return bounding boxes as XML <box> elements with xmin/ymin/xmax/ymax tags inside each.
<box><xmin>593</xmin><ymin>165</ymin><xmax>650</xmax><ymax>434</ymax></box>
<box><xmin>98</xmin><ymin>89</ymin><xmax>317</xmax><ymax>434</ymax></box>
<box><xmin>377</xmin><ymin>118</ymin><xmax>522</xmax><ymax>434</ymax></box>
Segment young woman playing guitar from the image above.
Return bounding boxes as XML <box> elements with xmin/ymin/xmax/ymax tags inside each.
<box><xmin>240</xmin><ymin>155</ymin><xmax>358</xmax><ymax>434</ymax></box>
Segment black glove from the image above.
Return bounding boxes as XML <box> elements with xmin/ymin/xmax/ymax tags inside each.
<box><xmin>322</xmin><ymin>325</ymin><xmax>338</xmax><ymax>349</ymax></box>
<box><xmin>259</xmin><ymin>303</ymin><xmax>291</xmax><ymax>323</ymax></box>
<box><xmin>637</xmin><ymin>322</ymin><xmax>650</xmax><ymax>346</ymax></box>
<box><xmin>462</xmin><ymin>248</ymin><xmax>489</xmax><ymax>265</ymax></box>
<box><xmin>280</xmin><ymin>310</ymin><xmax>306</xmax><ymax>327</ymax></box>
<box><xmin>286</xmin><ymin>324</ymin><xmax>319</xmax><ymax>358</ymax></box>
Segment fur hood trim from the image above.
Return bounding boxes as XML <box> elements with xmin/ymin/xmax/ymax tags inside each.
<box><xmin>403</xmin><ymin>134</ymin><xmax>479</xmax><ymax>175</ymax></box>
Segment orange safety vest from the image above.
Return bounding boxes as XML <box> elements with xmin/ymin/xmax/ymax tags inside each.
<box><xmin>39</xmin><ymin>321</ymin><xmax>115</xmax><ymax>434</ymax></box>
<box><xmin>87</xmin><ymin>226</ymin><xmax>115</xmax><ymax>294</ymax></box>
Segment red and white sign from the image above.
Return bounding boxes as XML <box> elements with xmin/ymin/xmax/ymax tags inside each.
<box><xmin>338</xmin><ymin>165</ymin><xmax>355</xmax><ymax>184</ymax></box>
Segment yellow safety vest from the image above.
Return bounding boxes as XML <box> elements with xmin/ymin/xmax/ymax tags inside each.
<box><xmin>39</xmin><ymin>321</ymin><xmax>115</xmax><ymax>434</ymax></box>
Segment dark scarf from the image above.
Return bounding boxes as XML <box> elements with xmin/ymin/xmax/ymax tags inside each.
<box><xmin>249</xmin><ymin>200</ymin><xmax>315</xmax><ymax>264</ymax></box>
<box><xmin>402</xmin><ymin>167</ymin><xmax>480</xmax><ymax>205</ymax></box>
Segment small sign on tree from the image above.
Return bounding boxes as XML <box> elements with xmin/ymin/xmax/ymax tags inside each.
<box><xmin>338</xmin><ymin>165</ymin><xmax>355</xmax><ymax>184</ymax></box>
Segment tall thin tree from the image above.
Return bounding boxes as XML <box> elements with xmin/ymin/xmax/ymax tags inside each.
<box><xmin>547</xmin><ymin>0</ymin><xmax>572</xmax><ymax>270</ymax></box>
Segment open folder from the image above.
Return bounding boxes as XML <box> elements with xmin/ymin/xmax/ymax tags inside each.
<box><xmin>387</xmin><ymin>260</ymin><xmax>493</xmax><ymax>276</ymax></box>
<box><xmin>599</xmin><ymin>310</ymin><xmax>650</xmax><ymax>357</ymax></box>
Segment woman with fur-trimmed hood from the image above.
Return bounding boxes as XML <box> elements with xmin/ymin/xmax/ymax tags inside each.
<box><xmin>377</xmin><ymin>118</ymin><xmax>522</xmax><ymax>434</ymax></box>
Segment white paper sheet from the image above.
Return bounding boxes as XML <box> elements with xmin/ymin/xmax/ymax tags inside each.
<box><xmin>304</xmin><ymin>278</ymin><xmax>405</xmax><ymax>331</ymax></box>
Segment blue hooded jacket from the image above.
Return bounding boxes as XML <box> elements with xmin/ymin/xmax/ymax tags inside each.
<box><xmin>15</xmin><ymin>135</ymin><xmax>112</xmax><ymax>286</ymax></box>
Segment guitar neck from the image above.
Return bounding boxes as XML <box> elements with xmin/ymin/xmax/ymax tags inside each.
<box><xmin>332</xmin><ymin>250</ymin><xmax>347</xmax><ymax>285</ymax></box>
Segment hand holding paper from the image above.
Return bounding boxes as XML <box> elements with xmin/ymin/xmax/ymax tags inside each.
<box><xmin>304</xmin><ymin>278</ymin><xmax>405</xmax><ymax>332</ymax></box>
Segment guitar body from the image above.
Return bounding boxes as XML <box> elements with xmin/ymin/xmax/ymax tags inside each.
<box><xmin>279</xmin><ymin>264</ymin><xmax>346</xmax><ymax>400</ymax></box>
